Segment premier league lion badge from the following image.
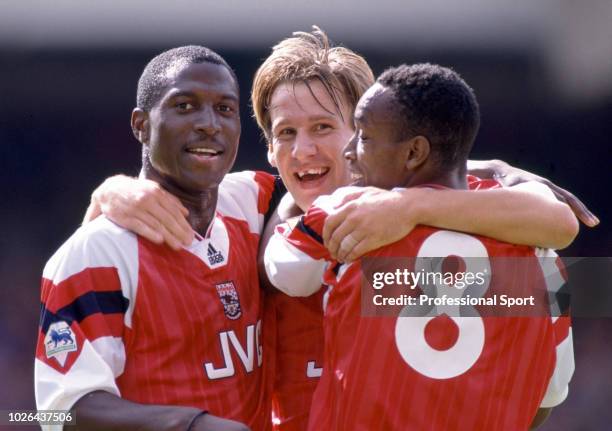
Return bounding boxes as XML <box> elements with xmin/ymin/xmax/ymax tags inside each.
<box><xmin>44</xmin><ymin>321</ymin><xmax>77</xmax><ymax>366</ymax></box>
<box><xmin>215</xmin><ymin>281</ymin><xmax>242</xmax><ymax>320</ymax></box>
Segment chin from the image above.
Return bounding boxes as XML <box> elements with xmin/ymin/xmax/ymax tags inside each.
<box><xmin>183</xmin><ymin>176</ymin><xmax>223</xmax><ymax>192</ymax></box>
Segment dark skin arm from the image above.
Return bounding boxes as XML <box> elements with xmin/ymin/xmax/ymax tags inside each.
<box><xmin>69</xmin><ymin>391</ymin><xmax>250</xmax><ymax>431</ymax></box>
<box><xmin>84</xmin><ymin>160</ymin><xmax>598</xmax><ymax>251</ymax></box>
<box><xmin>467</xmin><ymin>159</ymin><xmax>599</xmax><ymax>226</ymax></box>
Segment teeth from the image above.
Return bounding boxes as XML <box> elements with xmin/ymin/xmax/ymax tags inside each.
<box><xmin>297</xmin><ymin>168</ymin><xmax>327</xmax><ymax>178</ymax></box>
<box><xmin>188</xmin><ymin>148</ymin><xmax>219</xmax><ymax>155</ymax></box>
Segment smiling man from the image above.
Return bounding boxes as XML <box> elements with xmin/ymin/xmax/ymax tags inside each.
<box><xmin>34</xmin><ymin>46</ymin><xmax>281</xmax><ymax>431</ymax></box>
<box><xmin>82</xmin><ymin>28</ymin><xmax>590</xmax><ymax>431</ymax></box>
<box><xmin>263</xmin><ymin>78</ymin><xmax>355</xmax><ymax>211</ymax></box>
<box><xmin>265</xmin><ymin>63</ymin><xmax>573</xmax><ymax>430</ymax></box>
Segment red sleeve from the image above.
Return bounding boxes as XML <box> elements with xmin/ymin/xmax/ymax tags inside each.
<box><xmin>467</xmin><ymin>175</ymin><xmax>502</xmax><ymax>191</ymax></box>
<box><xmin>282</xmin><ymin>205</ymin><xmax>331</xmax><ymax>261</ymax></box>
<box><xmin>254</xmin><ymin>171</ymin><xmax>284</xmax><ymax>216</ymax></box>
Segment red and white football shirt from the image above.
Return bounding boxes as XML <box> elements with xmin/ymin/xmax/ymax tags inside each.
<box><xmin>265</xmin><ymin>182</ymin><xmax>574</xmax><ymax>431</ymax></box>
<box><xmin>35</xmin><ymin>171</ymin><xmax>279</xmax><ymax>431</ymax></box>
<box><xmin>267</xmin><ymin>290</ymin><xmax>325</xmax><ymax>431</ymax></box>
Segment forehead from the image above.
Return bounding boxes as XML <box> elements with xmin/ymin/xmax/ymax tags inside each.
<box><xmin>355</xmin><ymin>83</ymin><xmax>395</xmax><ymax>124</ymax></box>
<box><xmin>161</xmin><ymin>61</ymin><xmax>238</xmax><ymax>100</ymax></box>
<box><xmin>269</xmin><ymin>80</ymin><xmax>350</xmax><ymax>124</ymax></box>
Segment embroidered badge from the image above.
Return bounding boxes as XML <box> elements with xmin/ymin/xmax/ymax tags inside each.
<box><xmin>215</xmin><ymin>281</ymin><xmax>242</xmax><ymax>320</ymax></box>
<box><xmin>44</xmin><ymin>321</ymin><xmax>77</xmax><ymax>366</ymax></box>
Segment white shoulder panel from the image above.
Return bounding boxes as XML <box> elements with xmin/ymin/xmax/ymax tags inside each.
<box><xmin>540</xmin><ymin>328</ymin><xmax>575</xmax><ymax>408</ymax></box>
<box><xmin>42</xmin><ymin>217</ymin><xmax>139</xmax><ymax>327</ymax></box>
<box><xmin>218</xmin><ymin>171</ymin><xmax>265</xmax><ymax>234</ymax></box>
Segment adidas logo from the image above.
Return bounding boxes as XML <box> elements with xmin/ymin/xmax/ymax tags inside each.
<box><xmin>207</xmin><ymin>243</ymin><xmax>224</xmax><ymax>265</ymax></box>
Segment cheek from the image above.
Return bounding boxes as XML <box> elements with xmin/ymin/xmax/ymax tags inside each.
<box><xmin>271</xmin><ymin>143</ymin><xmax>291</xmax><ymax>173</ymax></box>
<box><xmin>322</xmin><ymin>134</ymin><xmax>349</xmax><ymax>165</ymax></box>
<box><xmin>221</xmin><ymin>115</ymin><xmax>240</xmax><ymax>133</ymax></box>
<box><xmin>356</xmin><ymin>142</ymin><xmax>366</xmax><ymax>159</ymax></box>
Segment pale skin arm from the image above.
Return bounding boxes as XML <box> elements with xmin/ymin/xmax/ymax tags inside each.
<box><xmin>323</xmin><ymin>183</ymin><xmax>580</xmax><ymax>262</ymax></box>
<box><xmin>83</xmin><ymin>175</ymin><xmax>193</xmax><ymax>250</ymax></box>
<box><xmin>83</xmin><ymin>161</ymin><xmax>597</xmax><ymax>256</ymax></box>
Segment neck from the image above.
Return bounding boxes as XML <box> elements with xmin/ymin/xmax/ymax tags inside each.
<box><xmin>140</xmin><ymin>163</ymin><xmax>218</xmax><ymax>237</ymax></box>
<box><xmin>402</xmin><ymin>163</ymin><xmax>468</xmax><ymax>190</ymax></box>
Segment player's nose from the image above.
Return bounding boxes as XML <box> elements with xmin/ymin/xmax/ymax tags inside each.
<box><xmin>292</xmin><ymin>132</ymin><xmax>317</xmax><ymax>160</ymax></box>
<box><xmin>344</xmin><ymin>132</ymin><xmax>357</xmax><ymax>161</ymax></box>
<box><xmin>194</xmin><ymin>105</ymin><xmax>221</xmax><ymax>136</ymax></box>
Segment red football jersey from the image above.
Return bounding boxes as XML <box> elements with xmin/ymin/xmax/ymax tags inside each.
<box><xmin>35</xmin><ymin>171</ymin><xmax>279</xmax><ymax>430</ymax></box>
<box><xmin>267</xmin><ymin>290</ymin><xmax>325</xmax><ymax>431</ymax></box>
<box><xmin>265</xmin><ymin>182</ymin><xmax>573</xmax><ymax>431</ymax></box>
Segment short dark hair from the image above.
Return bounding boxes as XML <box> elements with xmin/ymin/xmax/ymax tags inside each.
<box><xmin>136</xmin><ymin>45</ymin><xmax>238</xmax><ymax>111</ymax></box>
<box><xmin>377</xmin><ymin>63</ymin><xmax>480</xmax><ymax>169</ymax></box>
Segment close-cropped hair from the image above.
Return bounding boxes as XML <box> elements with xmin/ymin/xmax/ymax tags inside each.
<box><xmin>136</xmin><ymin>45</ymin><xmax>238</xmax><ymax>112</ymax></box>
<box><xmin>378</xmin><ymin>63</ymin><xmax>480</xmax><ymax>170</ymax></box>
<box><xmin>252</xmin><ymin>26</ymin><xmax>375</xmax><ymax>141</ymax></box>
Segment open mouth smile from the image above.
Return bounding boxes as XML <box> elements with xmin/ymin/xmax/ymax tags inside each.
<box><xmin>185</xmin><ymin>147</ymin><xmax>224</xmax><ymax>158</ymax></box>
<box><xmin>294</xmin><ymin>167</ymin><xmax>330</xmax><ymax>182</ymax></box>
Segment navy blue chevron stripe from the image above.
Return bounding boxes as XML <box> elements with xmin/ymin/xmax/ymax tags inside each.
<box><xmin>40</xmin><ymin>291</ymin><xmax>129</xmax><ymax>333</ymax></box>
<box><xmin>296</xmin><ymin>217</ymin><xmax>324</xmax><ymax>245</ymax></box>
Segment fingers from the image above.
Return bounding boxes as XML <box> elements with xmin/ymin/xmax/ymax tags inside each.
<box><xmin>83</xmin><ymin>201</ymin><xmax>102</xmax><ymax>224</ymax></box>
<box><xmin>116</xmin><ymin>208</ymin><xmax>186</xmax><ymax>250</ymax></box>
<box><xmin>343</xmin><ymin>240</ymin><xmax>373</xmax><ymax>263</ymax></box>
<box><xmin>106</xmin><ymin>182</ymin><xmax>193</xmax><ymax>248</ymax></box>
<box><xmin>93</xmin><ymin>175</ymin><xmax>195</xmax><ymax>247</ymax></box>
<box><xmin>550</xmin><ymin>186</ymin><xmax>599</xmax><ymax>227</ymax></box>
<box><xmin>322</xmin><ymin>209</ymin><xmax>344</xmax><ymax>253</ymax></box>
<box><xmin>324</xmin><ymin>197</ymin><xmax>362</xmax><ymax>250</ymax></box>
<box><xmin>120</xmin><ymin>215</ymin><xmax>164</xmax><ymax>245</ymax></box>
<box><xmin>149</xmin><ymin>192</ymin><xmax>193</xmax><ymax>246</ymax></box>
<box><xmin>336</xmin><ymin>234</ymin><xmax>360</xmax><ymax>263</ymax></box>
<box><xmin>139</xmin><ymin>208</ymin><xmax>188</xmax><ymax>250</ymax></box>
<box><xmin>163</xmin><ymin>191</ymin><xmax>190</xmax><ymax>217</ymax></box>
<box><xmin>325</xmin><ymin>211</ymin><xmax>361</xmax><ymax>261</ymax></box>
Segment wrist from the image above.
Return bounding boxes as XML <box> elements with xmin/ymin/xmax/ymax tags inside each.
<box><xmin>397</xmin><ymin>187</ymin><xmax>428</xmax><ymax>227</ymax></box>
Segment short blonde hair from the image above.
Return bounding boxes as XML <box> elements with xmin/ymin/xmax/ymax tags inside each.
<box><xmin>252</xmin><ymin>26</ymin><xmax>375</xmax><ymax>141</ymax></box>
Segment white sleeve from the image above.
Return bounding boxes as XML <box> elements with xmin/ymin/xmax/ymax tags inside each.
<box><xmin>35</xmin><ymin>218</ymin><xmax>137</xmax><ymax>430</ymax></box>
<box><xmin>540</xmin><ymin>327</ymin><xmax>575</xmax><ymax>408</ymax></box>
<box><xmin>264</xmin><ymin>227</ymin><xmax>328</xmax><ymax>297</ymax></box>
<box><xmin>534</xmin><ymin>247</ymin><xmax>574</xmax><ymax>408</ymax></box>
<box><xmin>264</xmin><ymin>188</ymin><xmax>362</xmax><ymax>297</ymax></box>
<box><xmin>218</xmin><ymin>170</ymin><xmax>278</xmax><ymax>235</ymax></box>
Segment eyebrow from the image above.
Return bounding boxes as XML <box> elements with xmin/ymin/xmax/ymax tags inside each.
<box><xmin>271</xmin><ymin>113</ymin><xmax>341</xmax><ymax>128</ymax></box>
<box><xmin>166</xmin><ymin>90</ymin><xmax>239</xmax><ymax>102</ymax></box>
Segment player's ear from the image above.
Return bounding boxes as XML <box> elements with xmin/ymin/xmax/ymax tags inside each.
<box><xmin>131</xmin><ymin>108</ymin><xmax>150</xmax><ymax>145</ymax></box>
<box><xmin>267</xmin><ymin>141</ymin><xmax>277</xmax><ymax>168</ymax></box>
<box><xmin>404</xmin><ymin>135</ymin><xmax>430</xmax><ymax>170</ymax></box>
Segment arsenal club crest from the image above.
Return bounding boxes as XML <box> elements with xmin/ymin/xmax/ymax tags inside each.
<box><xmin>215</xmin><ymin>281</ymin><xmax>242</xmax><ymax>320</ymax></box>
